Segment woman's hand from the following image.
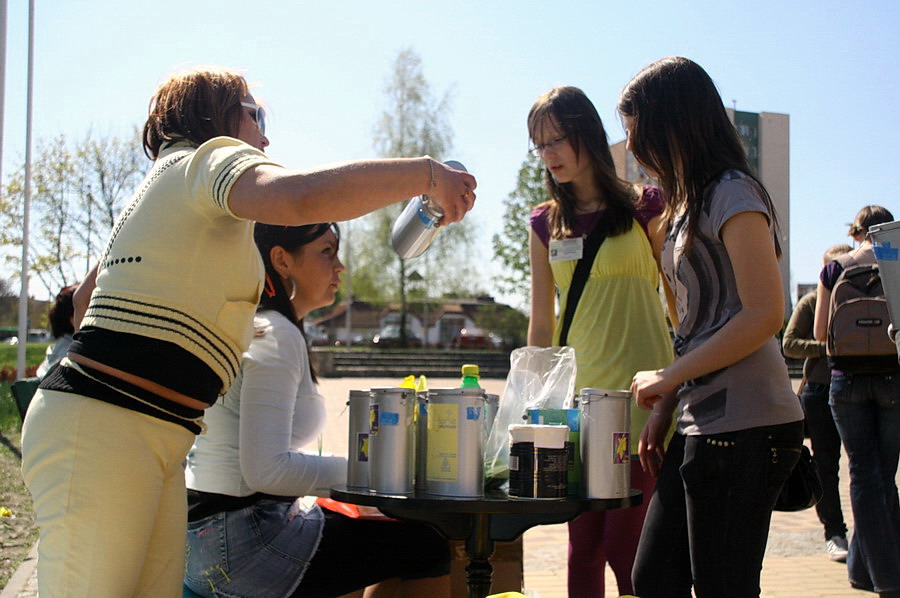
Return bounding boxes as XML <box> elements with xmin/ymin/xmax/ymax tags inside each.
<box><xmin>631</xmin><ymin>369</ymin><xmax>675</xmax><ymax>410</ymax></box>
<box><xmin>428</xmin><ymin>160</ymin><xmax>477</xmax><ymax>224</ymax></box>
<box><xmin>638</xmin><ymin>413</ymin><xmax>670</xmax><ymax>477</ymax></box>
<box><xmin>636</xmin><ymin>390</ymin><xmax>677</xmax><ymax>476</ymax></box>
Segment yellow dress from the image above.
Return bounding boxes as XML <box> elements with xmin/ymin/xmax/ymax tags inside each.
<box><xmin>551</xmin><ymin>219</ymin><xmax>674</xmax><ymax>447</ymax></box>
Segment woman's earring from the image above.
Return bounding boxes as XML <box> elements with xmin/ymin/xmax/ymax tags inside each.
<box><xmin>289</xmin><ymin>278</ymin><xmax>297</xmax><ymax>301</ymax></box>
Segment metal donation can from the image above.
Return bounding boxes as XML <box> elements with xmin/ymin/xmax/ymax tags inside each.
<box><xmin>390</xmin><ymin>160</ymin><xmax>467</xmax><ymax>259</ymax></box>
<box><xmin>507</xmin><ymin>424</ymin><xmax>569</xmax><ymax>500</ymax></box>
<box><xmin>346</xmin><ymin>389</ymin><xmax>370</xmax><ymax>490</ymax></box>
<box><xmin>579</xmin><ymin>388</ymin><xmax>632</xmax><ymax>499</ymax></box>
<box><xmin>368</xmin><ymin>387</ymin><xmax>416</xmax><ymax>495</ymax></box>
<box><xmin>425</xmin><ymin>387</ymin><xmax>485</xmax><ymax>498</ymax></box>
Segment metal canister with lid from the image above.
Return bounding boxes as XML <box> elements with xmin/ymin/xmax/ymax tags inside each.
<box><xmin>425</xmin><ymin>387</ymin><xmax>486</xmax><ymax>498</ymax></box>
<box><xmin>579</xmin><ymin>388</ymin><xmax>632</xmax><ymax>498</ymax></box>
<box><xmin>368</xmin><ymin>387</ymin><xmax>416</xmax><ymax>495</ymax></box>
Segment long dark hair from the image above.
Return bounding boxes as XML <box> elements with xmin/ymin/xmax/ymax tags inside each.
<box><xmin>528</xmin><ymin>86</ymin><xmax>638</xmax><ymax>240</ymax></box>
<box><xmin>143</xmin><ymin>66</ymin><xmax>250</xmax><ymax>159</ymax></box>
<box><xmin>618</xmin><ymin>57</ymin><xmax>781</xmax><ymax>256</ymax></box>
<box><xmin>48</xmin><ymin>285</ymin><xmax>77</xmax><ymax>339</ymax></box>
<box><xmin>253</xmin><ymin>222</ymin><xmax>339</xmax><ymax>381</ymax></box>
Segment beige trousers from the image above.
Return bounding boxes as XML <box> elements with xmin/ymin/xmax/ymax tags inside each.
<box><xmin>22</xmin><ymin>390</ymin><xmax>195</xmax><ymax>598</ymax></box>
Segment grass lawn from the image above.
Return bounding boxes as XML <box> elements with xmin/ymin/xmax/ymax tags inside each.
<box><xmin>0</xmin><ymin>343</ymin><xmax>47</xmax><ymax>591</ymax></box>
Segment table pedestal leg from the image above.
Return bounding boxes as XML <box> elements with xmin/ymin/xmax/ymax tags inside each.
<box><xmin>465</xmin><ymin>513</ymin><xmax>495</xmax><ymax>598</ymax></box>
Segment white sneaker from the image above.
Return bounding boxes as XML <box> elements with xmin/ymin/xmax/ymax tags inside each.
<box><xmin>826</xmin><ymin>536</ymin><xmax>848</xmax><ymax>562</ymax></box>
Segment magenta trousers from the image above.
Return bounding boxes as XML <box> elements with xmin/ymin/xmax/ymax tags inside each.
<box><xmin>567</xmin><ymin>460</ymin><xmax>655</xmax><ymax>598</ymax></box>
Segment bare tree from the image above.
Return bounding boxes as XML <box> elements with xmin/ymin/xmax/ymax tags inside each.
<box><xmin>74</xmin><ymin>128</ymin><xmax>145</xmax><ymax>267</ymax></box>
<box><xmin>2</xmin><ymin>130</ymin><xmax>145</xmax><ymax>296</ymax></box>
<box><xmin>353</xmin><ymin>47</ymin><xmax>478</xmax><ymax>345</ymax></box>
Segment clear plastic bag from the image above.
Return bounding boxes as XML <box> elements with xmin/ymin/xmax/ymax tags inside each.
<box><xmin>484</xmin><ymin>346</ymin><xmax>577</xmax><ymax>486</ymax></box>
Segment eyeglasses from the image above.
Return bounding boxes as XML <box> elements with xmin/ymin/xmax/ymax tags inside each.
<box><xmin>241</xmin><ymin>102</ymin><xmax>267</xmax><ymax>136</ymax></box>
<box><xmin>529</xmin><ymin>134</ymin><xmax>568</xmax><ymax>157</ymax></box>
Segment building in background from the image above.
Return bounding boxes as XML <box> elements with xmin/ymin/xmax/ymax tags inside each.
<box><xmin>611</xmin><ymin>108</ymin><xmax>792</xmax><ymax>310</ymax></box>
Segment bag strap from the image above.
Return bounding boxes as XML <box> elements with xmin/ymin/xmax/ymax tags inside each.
<box><xmin>559</xmin><ymin>220</ymin><xmax>608</xmax><ymax>347</ymax></box>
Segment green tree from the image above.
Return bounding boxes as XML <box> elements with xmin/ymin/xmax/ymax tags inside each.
<box><xmin>492</xmin><ymin>153</ymin><xmax>550</xmax><ymax>303</ymax></box>
<box><xmin>475</xmin><ymin>302</ymin><xmax>529</xmax><ymax>349</ymax></box>
<box><xmin>352</xmin><ymin>47</ymin><xmax>478</xmax><ymax>346</ymax></box>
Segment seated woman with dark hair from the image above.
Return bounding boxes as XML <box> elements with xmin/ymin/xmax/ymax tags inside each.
<box><xmin>184</xmin><ymin>222</ymin><xmax>451</xmax><ymax>598</ymax></box>
<box><xmin>36</xmin><ymin>284</ymin><xmax>77</xmax><ymax>376</ymax></box>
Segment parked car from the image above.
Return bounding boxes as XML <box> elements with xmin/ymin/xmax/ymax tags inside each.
<box><xmin>372</xmin><ymin>325</ymin><xmax>422</xmax><ymax>348</ymax></box>
<box><xmin>451</xmin><ymin>327</ymin><xmax>498</xmax><ymax>350</ymax></box>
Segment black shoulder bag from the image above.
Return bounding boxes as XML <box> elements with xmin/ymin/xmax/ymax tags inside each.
<box><xmin>558</xmin><ymin>220</ymin><xmax>608</xmax><ymax>347</ymax></box>
<box><xmin>774</xmin><ymin>444</ymin><xmax>823</xmax><ymax>512</ymax></box>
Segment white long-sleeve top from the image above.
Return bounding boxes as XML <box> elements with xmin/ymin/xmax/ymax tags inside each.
<box><xmin>185</xmin><ymin>310</ymin><xmax>346</xmax><ymax>498</ymax></box>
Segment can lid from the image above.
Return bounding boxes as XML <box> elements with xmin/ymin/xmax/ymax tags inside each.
<box><xmin>579</xmin><ymin>388</ymin><xmax>631</xmax><ymax>400</ymax></box>
<box><xmin>369</xmin><ymin>387</ymin><xmax>412</xmax><ymax>398</ymax></box>
<box><xmin>428</xmin><ymin>387</ymin><xmax>485</xmax><ymax>399</ymax></box>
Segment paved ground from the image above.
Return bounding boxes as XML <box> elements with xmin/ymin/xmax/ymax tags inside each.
<box><xmin>2</xmin><ymin>376</ymin><xmax>889</xmax><ymax>597</ymax></box>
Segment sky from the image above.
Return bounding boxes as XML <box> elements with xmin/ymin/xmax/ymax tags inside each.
<box><xmin>2</xmin><ymin>0</ymin><xmax>898</xmax><ymax>309</ymax></box>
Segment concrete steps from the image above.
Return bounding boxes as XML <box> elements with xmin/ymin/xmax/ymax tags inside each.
<box><xmin>311</xmin><ymin>349</ymin><xmax>511</xmax><ymax>379</ymax></box>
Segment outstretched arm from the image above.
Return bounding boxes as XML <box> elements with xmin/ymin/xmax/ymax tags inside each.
<box><xmin>228</xmin><ymin>157</ymin><xmax>476</xmax><ymax>226</ymax></box>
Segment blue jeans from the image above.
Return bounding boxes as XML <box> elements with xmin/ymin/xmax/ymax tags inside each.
<box><xmin>632</xmin><ymin>421</ymin><xmax>803</xmax><ymax>598</ymax></box>
<box><xmin>801</xmin><ymin>381</ymin><xmax>847</xmax><ymax>540</ymax></box>
<box><xmin>830</xmin><ymin>371</ymin><xmax>900</xmax><ymax>594</ymax></box>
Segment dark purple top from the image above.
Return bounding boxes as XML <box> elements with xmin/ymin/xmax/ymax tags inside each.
<box><xmin>819</xmin><ymin>259</ymin><xmax>844</xmax><ymax>290</ymax></box>
<box><xmin>529</xmin><ymin>186</ymin><xmax>665</xmax><ymax>246</ymax></box>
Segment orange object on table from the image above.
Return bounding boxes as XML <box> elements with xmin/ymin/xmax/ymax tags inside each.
<box><xmin>316</xmin><ymin>497</ymin><xmax>397</xmax><ymax>521</ymax></box>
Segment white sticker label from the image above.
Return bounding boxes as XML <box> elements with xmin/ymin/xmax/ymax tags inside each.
<box><xmin>549</xmin><ymin>237</ymin><xmax>583</xmax><ymax>263</ymax></box>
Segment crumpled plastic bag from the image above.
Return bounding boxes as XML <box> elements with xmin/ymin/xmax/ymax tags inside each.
<box><xmin>484</xmin><ymin>346</ymin><xmax>577</xmax><ymax>485</ymax></box>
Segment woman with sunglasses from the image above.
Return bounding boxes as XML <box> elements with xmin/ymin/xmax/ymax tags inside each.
<box><xmin>184</xmin><ymin>223</ymin><xmax>451</xmax><ymax>598</ymax></box>
<box><xmin>620</xmin><ymin>57</ymin><xmax>804</xmax><ymax>598</ymax></box>
<box><xmin>21</xmin><ymin>65</ymin><xmax>475</xmax><ymax>598</ymax></box>
<box><xmin>526</xmin><ymin>85</ymin><xmax>675</xmax><ymax>598</ymax></box>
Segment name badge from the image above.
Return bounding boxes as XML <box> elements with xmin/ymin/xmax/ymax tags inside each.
<box><xmin>549</xmin><ymin>237</ymin><xmax>583</xmax><ymax>263</ymax></box>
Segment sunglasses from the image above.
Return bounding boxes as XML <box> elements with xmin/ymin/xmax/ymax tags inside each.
<box><xmin>241</xmin><ymin>102</ymin><xmax>267</xmax><ymax>136</ymax></box>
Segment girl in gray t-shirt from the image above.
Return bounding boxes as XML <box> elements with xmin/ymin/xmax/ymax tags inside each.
<box><xmin>618</xmin><ymin>56</ymin><xmax>804</xmax><ymax>598</ymax></box>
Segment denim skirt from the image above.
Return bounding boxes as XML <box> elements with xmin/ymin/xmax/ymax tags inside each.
<box><xmin>185</xmin><ymin>499</ymin><xmax>324</xmax><ymax>598</ymax></box>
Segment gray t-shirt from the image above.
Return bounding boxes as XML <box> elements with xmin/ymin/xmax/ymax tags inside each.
<box><xmin>662</xmin><ymin>170</ymin><xmax>802</xmax><ymax>435</ymax></box>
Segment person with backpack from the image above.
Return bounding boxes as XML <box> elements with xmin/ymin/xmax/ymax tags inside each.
<box><xmin>813</xmin><ymin>205</ymin><xmax>900</xmax><ymax>597</ymax></box>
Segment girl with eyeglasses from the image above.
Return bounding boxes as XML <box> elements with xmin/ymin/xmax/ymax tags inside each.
<box><xmin>21</xmin><ymin>65</ymin><xmax>475</xmax><ymax>597</ymax></box>
<box><xmin>620</xmin><ymin>57</ymin><xmax>804</xmax><ymax>598</ymax></box>
<box><xmin>526</xmin><ymin>85</ymin><xmax>675</xmax><ymax>598</ymax></box>
<box><xmin>183</xmin><ymin>223</ymin><xmax>451</xmax><ymax>598</ymax></box>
